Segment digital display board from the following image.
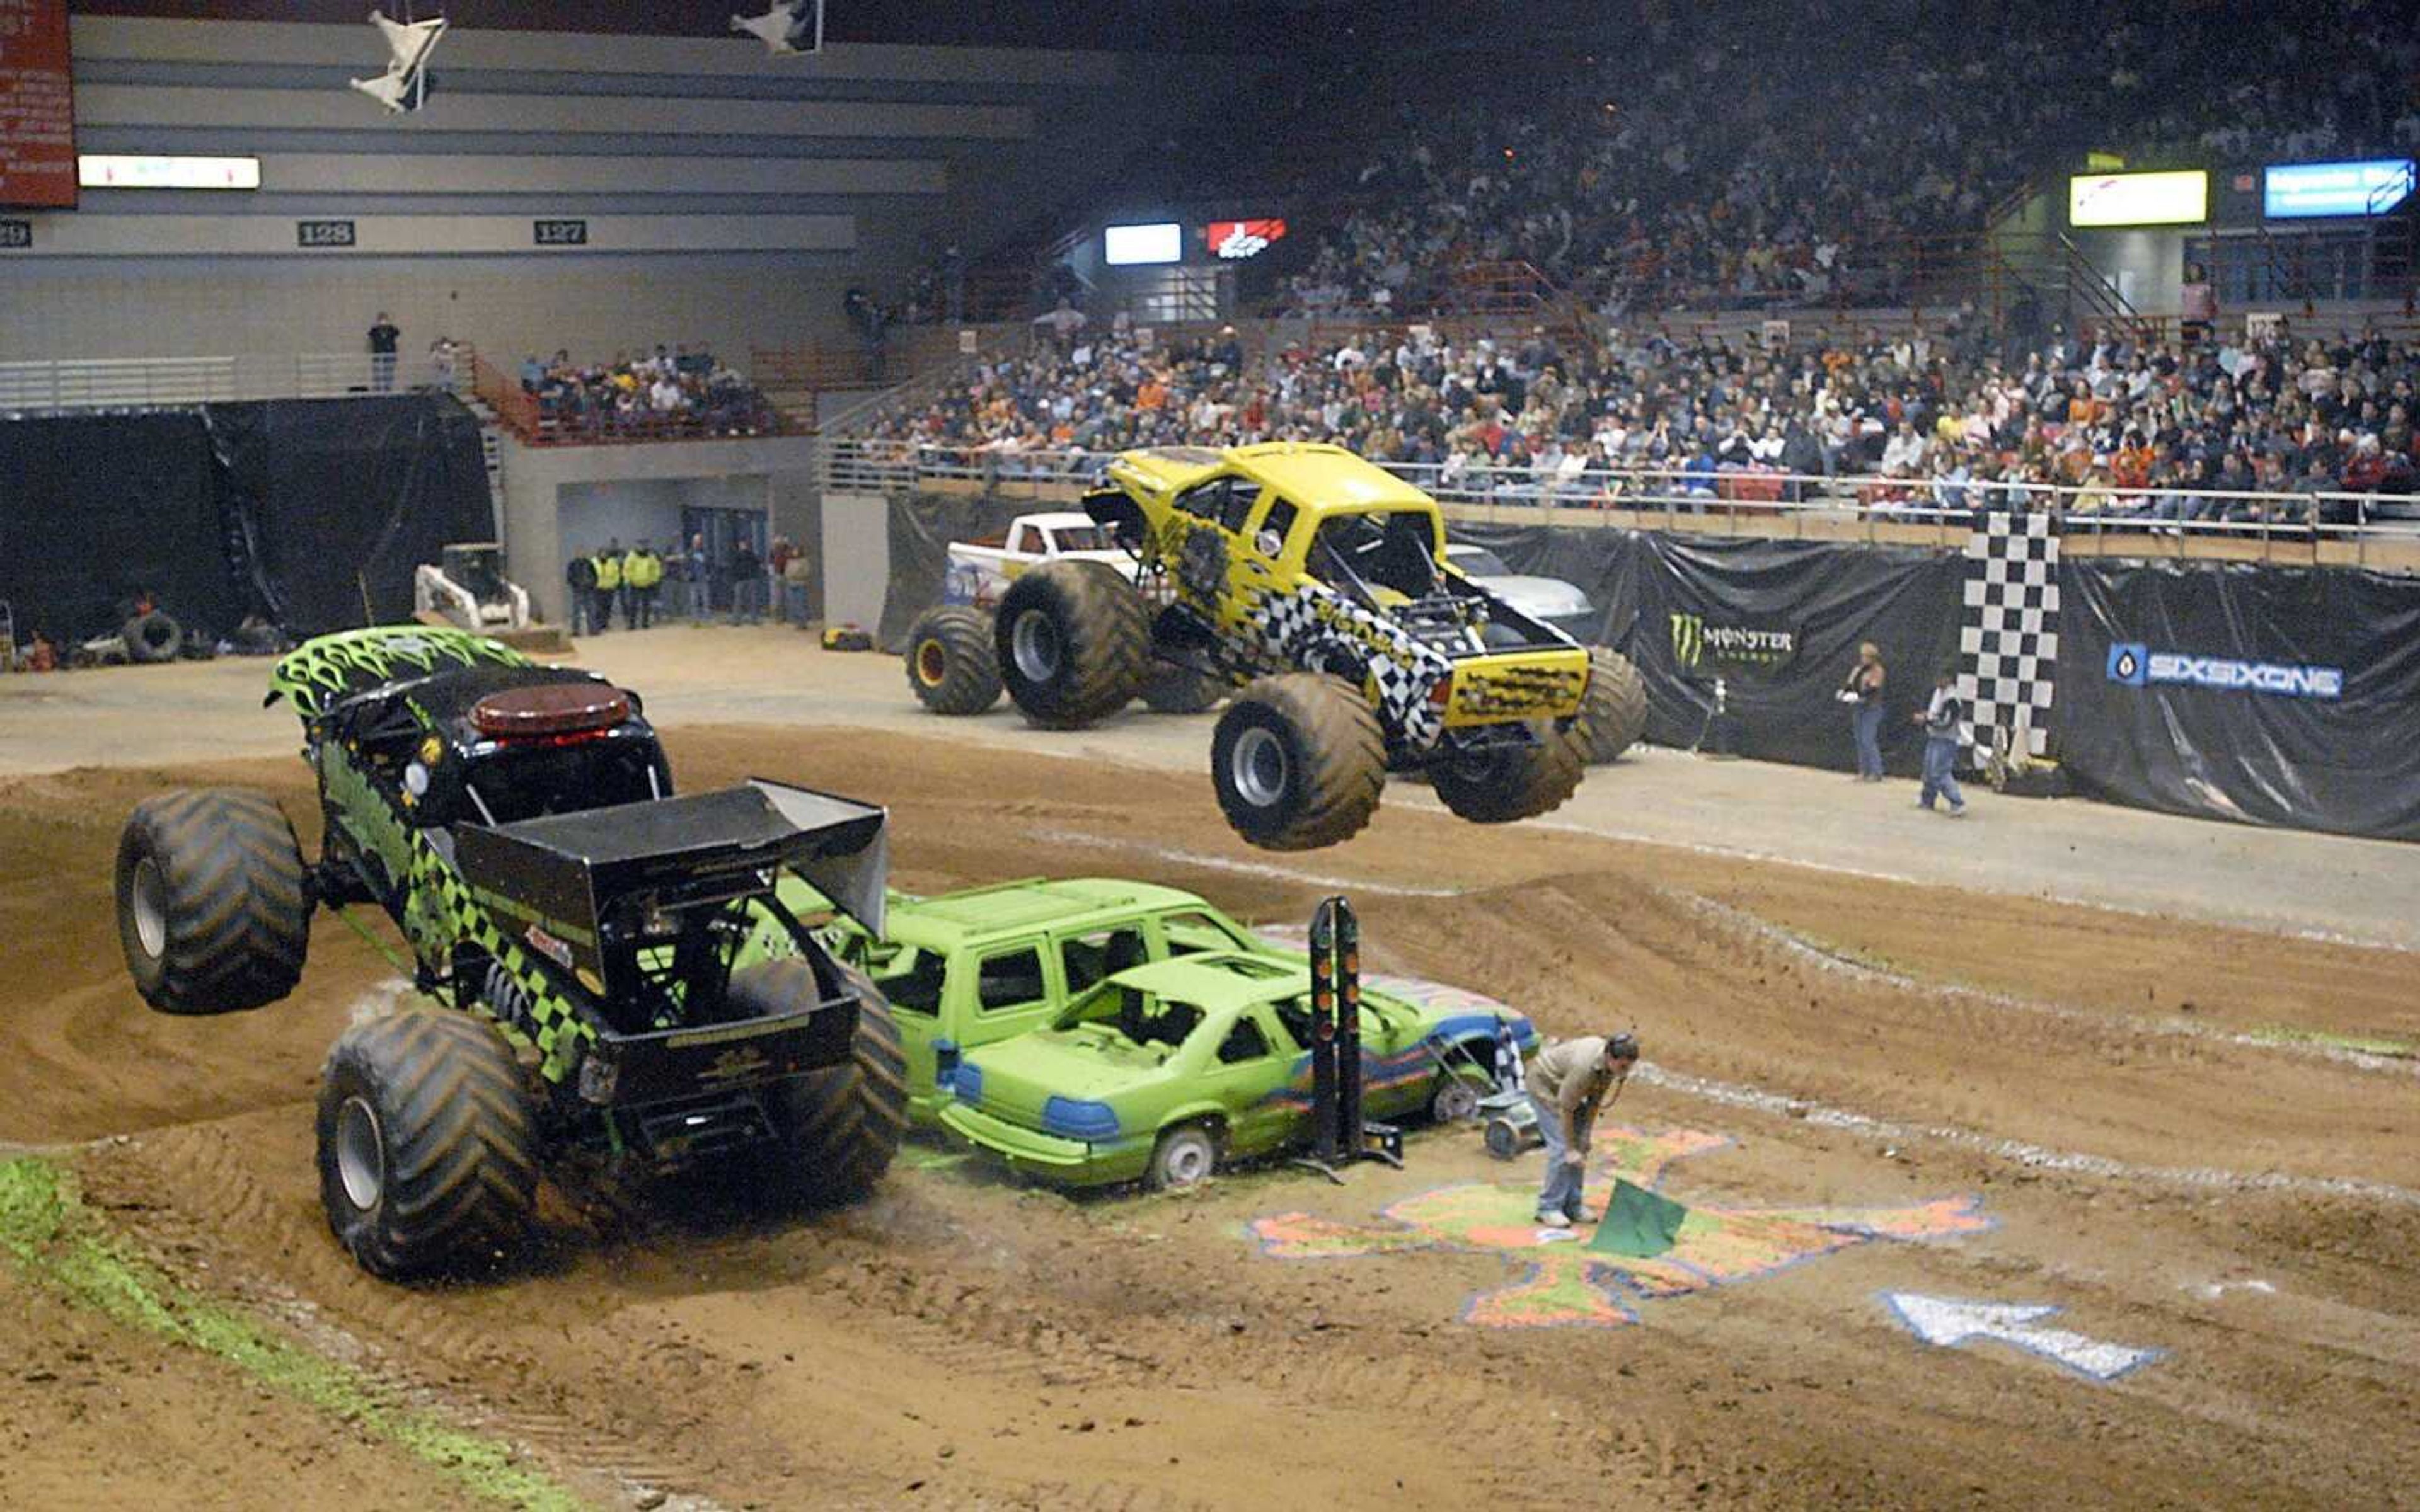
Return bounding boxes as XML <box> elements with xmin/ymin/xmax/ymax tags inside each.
<box><xmin>2264</xmin><ymin>159</ymin><xmax>2415</xmax><ymax>219</ymax></box>
<box><xmin>2068</xmin><ymin>169</ymin><xmax>2208</xmax><ymax>227</ymax></box>
<box><xmin>79</xmin><ymin>154</ymin><xmax>260</xmax><ymax>190</ymax></box>
<box><xmin>1103</xmin><ymin>221</ymin><xmax>1182</xmax><ymax>265</ymax></box>
<box><xmin>1206</xmin><ymin>217</ymin><xmax>1287</xmax><ymax>259</ymax></box>
<box><xmin>0</xmin><ymin>0</ymin><xmax>78</xmax><ymax>209</ymax></box>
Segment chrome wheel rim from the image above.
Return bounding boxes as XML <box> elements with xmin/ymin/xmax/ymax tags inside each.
<box><xmin>1010</xmin><ymin>610</ymin><xmax>1061</xmax><ymax>682</ymax></box>
<box><xmin>1231</xmin><ymin>726</ymin><xmax>1288</xmax><ymax>808</ymax></box>
<box><xmin>335</xmin><ymin>1096</ymin><xmax>386</xmax><ymax>1213</ymax></box>
<box><xmin>131</xmin><ymin>857</ymin><xmax>168</xmax><ymax>959</ymax></box>
<box><xmin>1163</xmin><ymin>1137</ymin><xmax>1211</xmax><ymax>1186</ymax></box>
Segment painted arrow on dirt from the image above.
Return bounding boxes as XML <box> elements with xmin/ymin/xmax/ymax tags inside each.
<box><xmin>1880</xmin><ymin>1292</ymin><xmax>2164</xmax><ymax>1382</ymax></box>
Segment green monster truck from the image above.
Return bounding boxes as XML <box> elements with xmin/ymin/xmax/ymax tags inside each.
<box><xmin>923</xmin><ymin>442</ymin><xmax>1645</xmax><ymax>850</ymax></box>
<box><xmin>111</xmin><ymin>626</ymin><xmax>907</xmax><ymax>1280</ymax></box>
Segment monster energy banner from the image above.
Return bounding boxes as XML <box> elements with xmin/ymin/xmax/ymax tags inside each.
<box><xmin>2058</xmin><ymin>559</ymin><xmax>2420</xmax><ymax>842</ymax></box>
<box><xmin>1457</xmin><ymin>526</ymin><xmax>1966</xmax><ymax>774</ymax></box>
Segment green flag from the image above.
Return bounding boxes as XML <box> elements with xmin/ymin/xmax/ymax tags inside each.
<box><xmin>1588</xmin><ymin>1179</ymin><xmax>1688</xmax><ymax>1258</ymax></box>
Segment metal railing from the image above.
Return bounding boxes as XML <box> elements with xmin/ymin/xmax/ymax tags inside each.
<box><xmin>818</xmin><ymin>438</ymin><xmax>2420</xmax><ymax>563</ymax></box>
<box><xmin>0</xmin><ymin>352</ymin><xmax>468</xmax><ymax>410</ymax></box>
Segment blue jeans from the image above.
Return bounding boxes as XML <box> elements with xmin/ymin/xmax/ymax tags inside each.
<box><xmin>1852</xmin><ymin>701</ymin><xmax>1886</xmax><ymax>778</ymax></box>
<box><xmin>1530</xmin><ymin>1092</ymin><xmax>1584</xmax><ymax>1220</ymax></box>
<box><xmin>1920</xmin><ymin>735</ymin><xmax>1966</xmax><ymax>810</ymax></box>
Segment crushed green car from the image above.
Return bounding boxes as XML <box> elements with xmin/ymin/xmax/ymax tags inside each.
<box><xmin>811</xmin><ymin>876</ymin><xmax>1533</xmax><ymax>1137</ymax></box>
<box><xmin>935</xmin><ymin>950</ymin><xmax>1536</xmax><ymax>1190</ymax></box>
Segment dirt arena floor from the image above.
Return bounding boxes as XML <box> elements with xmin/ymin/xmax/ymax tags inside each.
<box><xmin>2</xmin><ymin>649</ymin><xmax>2416</xmax><ymax>1509</ymax></box>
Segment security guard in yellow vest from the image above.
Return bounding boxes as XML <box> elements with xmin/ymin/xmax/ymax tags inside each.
<box><xmin>622</xmin><ymin>541</ymin><xmax>664</xmax><ymax>629</ymax></box>
<box><xmin>589</xmin><ymin>541</ymin><xmax>623</xmax><ymax>635</ymax></box>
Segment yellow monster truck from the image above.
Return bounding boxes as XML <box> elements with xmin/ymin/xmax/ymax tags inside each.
<box><xmin>986</xmin><ymin>442</ymin><xmax>1637</xmax><ymax>849</ymax></box>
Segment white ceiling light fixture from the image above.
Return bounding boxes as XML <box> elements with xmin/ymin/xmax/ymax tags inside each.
<box><xmin>733</xmin><ymin>0</ymin><xmax>824</xmax><ymax>55</ymax></box>
<box><xmin>79</xmin><ymin>155</ymin><xmax>262</xmax><ymax>190</ymax></box>
<box><xmin>352</xmin><ymin>10</ymin><xmax>448</xmax><ymax>114</ymax></box>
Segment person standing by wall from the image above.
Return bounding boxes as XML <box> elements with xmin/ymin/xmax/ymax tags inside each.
<box><xmin>1913</xmin><ymin>669</ymin><xmax>1969</xmax><ymax>816</ymax></box>
<box><xmin>623</xmin><ymin>540</ymin><xmax>663</xmax><ymax>629</ymax></box>
<box><xmin>781</xmin><ymin>537</ymin><xmax>814</xmax><ymax>627</ymax></box>
<box><xmin>729</xmin><ymin>536</ymin><xmax>764</xmax><ymax>624</ymax></box>
<box><xmin>1843</xmin><ymin>641</ymin><xmax>1888</xmax><ymax>781</ymax></box>
<box><xmin>768</xmin><ymin>536</ymin><xmax>795</xmax><ymax>623</ymax></box>
<box><xmin>367</xmin><ymin>312</ymin><xmax>400</xmax><ymax>392</ymax></box>
<box><xmin>589</xmin><ymin>539</ymin><xmax>623</xmax><ymax>636</ymax></box>
<box><xmin>564</xmin><ymin>551</ymin><xmax>597</xmax><ymax>636</ymax></box>
<box><xmin>1526</xmin><ymin>1033</ymin><xmax>1639</xmax><ymax>1228</ymax></box>
<box><xmin>681</xmin><ymin>532</ymin><xmax>712</xmax><ymax>624</ymax></box>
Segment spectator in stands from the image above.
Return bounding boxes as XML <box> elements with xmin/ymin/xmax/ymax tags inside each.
<box><xmin>1034</xmin><ymin>297</ymin><xmax>1088</xmax><ymax>349</ymax></box>
<box><xmin>367</xmin><ymin>312</ymin><xmax>400</xmax><ymax>392</ymax></box>
<box><xmin>622</xmin><ymin>541</ymin><xmax>663</xmax><ymax>629</ymax></box>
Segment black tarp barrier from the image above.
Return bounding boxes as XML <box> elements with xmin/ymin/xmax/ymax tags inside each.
<box><xmin>0</xmin><ymin>410</ymin><xmax>246</xmax><ymax>643</ymax></box>
<box><xmin>1458</xmin><ymin>524</ymin><xmax>1968</xmax><ymax>774</ymax></box>
<box><xmin>2056</xmin><ymin>559</ymin><xmax>2420</xmax><ymax>841</ymax></box>
<box><xmin>878</xmin><ymin>493</ymin><xmax>1037</xmax><ymax>651</ymax></box>
<box><xmin>205</xmin><ymin>396</ymin><xmax>492</xmax><ymax>636</ymax></box>
<box><xmin>0</xmin><ymin>394</ymin><xmax>489</xmax><ymax>644</ymax></box>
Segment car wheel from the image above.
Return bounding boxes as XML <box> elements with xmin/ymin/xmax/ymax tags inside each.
<box><xmin>1429</xmin><ymin>1074</ymin><xmax>1482</xmax><ymax>1124</ymax></box>
<box><xmin>1146</xmin><ymin>1123</ymin><xmax>1218</xmax><ymax>1191</ymax></box>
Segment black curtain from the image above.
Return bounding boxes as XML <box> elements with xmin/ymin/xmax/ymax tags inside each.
<box><xmin>1458</xmin><ymin>525</ymin><xmax>1966</xmax><ymax>772</ymax></box>
<box><xmin>205</xmin><ymin>395</ymin><xmax>492</xmax><ymax>636</ymax></box>
<box><xmin>0</xmin><ymin>410</ymin><xmax>246</xmax><ymax>643</ymax></box>
<box><xmin>2057</xmin><ymin>559</ymin><xmax>2420</xmax><ymax>841</ymax></box>
<box><xmin>877</xmin><ymin>492</ymin><xmax>1037</xmax><ymax>651</ymax></box>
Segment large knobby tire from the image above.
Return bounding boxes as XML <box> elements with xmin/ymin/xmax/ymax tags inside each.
<box><xmin>1210</xmin><ymin>673</ymin><xmax>1388</xmax><ymax>851</ymax></box>
<box><xmin>1579</xmin><ymin>646</ymin><xmax>1649</xmax><ymax>764</ymax></box>
<box><xmin>746</xmin><ymin>960</ymin><xmax>908</xmax><ymax>1208</ymax></box>
<box><xmin>315</xmin><ymin>1009</ymin><xmax>540</xmax><ymax>1281</ymax></box>
<box><xmin>994</xmin><ymin>560</ymin><xmax>1148</xmax><ymax>729</ymax></box>
<box><xmin>903</xmin><ymin>604</ymin><xmax>1001</xmax><ymax>715</ymax></box>
<box><xmin>122</xmin><ymin>610</ymin><xmax>183</xmax><ymax>663</ymax></box>
<box><xmin>115</xmin><ymin>788</ymin><xmax>310</xmax><ymax>1015</ymax></box>
<box><xmin>1429</xmin><ymin>722</ymin><xmax>1587</xmax><ymax>825</ymax></box>
<box><xmin>1139</xmin><ymin>662</ymin><xmax>1225</xmax><ymax>714</ymax></box>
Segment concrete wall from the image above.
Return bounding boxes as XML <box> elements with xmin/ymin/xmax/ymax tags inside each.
<box><xmin>495</xmin><ymin>433</ymin><xmax>821</xmax><ymax>624</ymax></box>
<box><xmin>1</xmin><ymin>16</ymin><xmax>1230</xmax><ymax>362</ymax></box>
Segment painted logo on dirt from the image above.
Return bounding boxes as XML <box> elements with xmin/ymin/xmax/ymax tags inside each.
<box><xmin>1248</xmin><ymin>1126</ymin><xmax>1991</xmax><ymax>1327</ymax></box>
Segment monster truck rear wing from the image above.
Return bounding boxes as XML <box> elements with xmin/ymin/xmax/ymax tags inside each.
<box><xmin>449</xmin><ymin>779</ymin><xmax>889</xmax><ymax>1000</ymax></box>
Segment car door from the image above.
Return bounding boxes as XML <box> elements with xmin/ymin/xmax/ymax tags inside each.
<box><xmin>1188</xmin><ymin>1004</ymin><xmax>1303</xmax><ymax>1159</ymax></box>
<box><xmin>1354</xmin><ymin>997</ymin><xmax>1437</xmax><ymax>1121</ymax></box>
<box><xmin>955</xmin><ymin>938</ymin><xmax>1061</xmax><ymax>1055</ymax></box>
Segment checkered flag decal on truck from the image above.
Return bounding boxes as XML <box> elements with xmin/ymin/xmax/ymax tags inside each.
<box><xmin>1957</xmin><ymin>511</ymin><xmax>2058</xmax><ymax>759</ymax></box>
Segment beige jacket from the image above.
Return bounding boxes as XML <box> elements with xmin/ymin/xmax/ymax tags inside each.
<box><xmin>1528</xmin><ymin>1036</ymin><xmax>1618</xmax><ymax>1150</ymax></box>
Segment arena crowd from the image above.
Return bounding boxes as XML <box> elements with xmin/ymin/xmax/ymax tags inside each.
<box><xmin>861</xmin><ymin>316</ymin><xmax>2420</xmax><ymax>525</ymax></box>
<box><xmin>515</xmin><ymin>345</ymin><xmax>778</xmax><ymax>439</ymax></box>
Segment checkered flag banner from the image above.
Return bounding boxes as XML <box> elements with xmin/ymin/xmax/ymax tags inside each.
<box><xmin>1957</xmin><ymin>511</ymin><xmax>2059</xmax><ymax>760</ymax></box>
